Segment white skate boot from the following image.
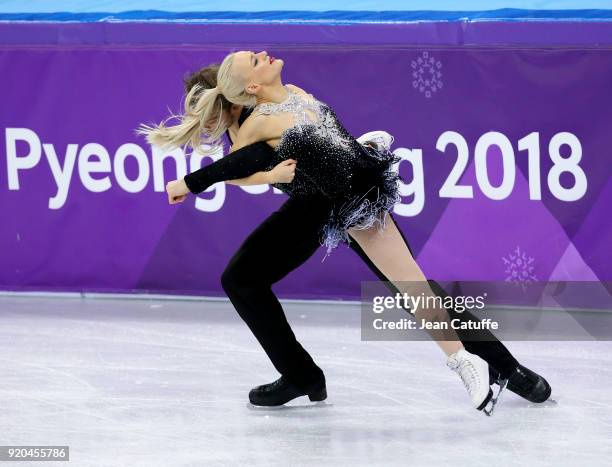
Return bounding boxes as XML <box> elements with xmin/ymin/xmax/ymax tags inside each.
<box><xmin>447</xmin><ymin>349</ymin><xmax>504</xmax><ymax>416</ymax></box>
<box><xmin>356</xmin><ymin>130</ymin><xmax>394</xmax><ymax>153</ymax></box>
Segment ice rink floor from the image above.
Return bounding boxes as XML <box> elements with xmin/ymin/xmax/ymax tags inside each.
<box><xmin>1</xmin><ymin>294</ymin><xmax>611</xmax><ymax>466</ymax></box>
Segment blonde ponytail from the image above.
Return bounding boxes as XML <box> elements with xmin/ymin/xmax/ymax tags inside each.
<box><xmin>136</xmin><ymin>52</ymin><xmax>257</xmax><ymax>155</ymax></box>
<box><xmin>136</xmin><ymin>83</ymin><xmax>226</xmax><ymax>155</ymax></box>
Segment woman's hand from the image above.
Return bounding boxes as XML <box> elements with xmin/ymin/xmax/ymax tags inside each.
<box><xmin>268</xmin><ymin>159</ymin><xmax>297</xmax><ymax>184</ymax></box>
<box><xmin>166</xmin><ymin>178</ymin><xmax>190</xmax><ymax>204</ymax></box>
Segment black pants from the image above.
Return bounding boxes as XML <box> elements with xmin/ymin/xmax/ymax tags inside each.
<box><xmin>221</xmin><ymin>196</ymin><xmax>519</xmax><ymax>391</ymax></box>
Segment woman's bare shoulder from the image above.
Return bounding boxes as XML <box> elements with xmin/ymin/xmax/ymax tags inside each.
<box><xmin>234</xmin><ymin>110</ymin><xmax>278</xmax><ymax>144</ymax></box>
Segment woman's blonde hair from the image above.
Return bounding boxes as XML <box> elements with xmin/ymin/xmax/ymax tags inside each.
<box><xmin>136</xmin><ymin>52</ymin><xmax>257</xmax><ymax>154</ymax></box>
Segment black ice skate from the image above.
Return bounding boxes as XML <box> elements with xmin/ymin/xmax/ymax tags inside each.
<box><xmin>248</xmin><ymin>376</ymin><xmax>327</xmax><ymax>407</ymax></box>
<box><xmin>490</xmin><ymin>364</ymin><xmax>551</xmax><ymax>403</ymax></box>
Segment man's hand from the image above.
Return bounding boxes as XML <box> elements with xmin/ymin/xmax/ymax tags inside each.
<box><xmin>268</xmin><ymin>159</ymin><xmax>297</xmax><ymax>184</ymax></box>
<box><xmin>166</xmin><ymin>179</ymin><xmax>190</xmax><ymax>204</ymax></box>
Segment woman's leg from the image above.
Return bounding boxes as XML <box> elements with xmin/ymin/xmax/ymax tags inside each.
<box><xmin>347</xmin><ymin>213</ymin><xmax>519</xmax><ymax>378</ymax></box>
<box><xmin>348</xmin><ymin>213</ymin><xmax>503</xmax><ymax>410</ymax></box>
<box><xmin>347</xmin><ymin>212</ymin><xmax>551</xmax><ymax>405</ymax></box>
<box><xmin>221</xmin><ymin>196</ymin><xmax>331</xmax><ymax>391</ymax></box>
<box><xmin>347</xmin><ymin>214</ymin><xmax>464</xmax><ymax>356</ymax></box>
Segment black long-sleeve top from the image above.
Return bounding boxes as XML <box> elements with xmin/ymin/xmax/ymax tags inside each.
<box><xmin>183</xmin><ymin>107</ymin><xmax>278</xmax><ymax>194</ymax></box>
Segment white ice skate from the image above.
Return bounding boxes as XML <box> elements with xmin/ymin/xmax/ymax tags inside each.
<box><xmin>356</xmin><ymin>130</ymin><xmax>394</xmax><ymax>153</ymax></box>
<box><xmin>447</xmin><ymin>349</ymin><xmax>505</xmax><ymax>416</ymax></box>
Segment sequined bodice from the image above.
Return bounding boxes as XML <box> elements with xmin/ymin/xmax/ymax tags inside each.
<box><xmin>255</xmin><ymin>86</ymin><xmax>368</xmax><ymax>200</ymax></box>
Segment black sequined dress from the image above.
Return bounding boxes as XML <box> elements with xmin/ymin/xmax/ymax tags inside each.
<box><xmin>255</xmin><ymin>86</ymin><xmax>402</xmax><ymax>256</ymax></box>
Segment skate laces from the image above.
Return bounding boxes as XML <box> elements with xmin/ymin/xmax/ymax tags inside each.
<box><xmin>359</xmin><ymin>131</ymin><xmax>394</xmax><ymax>152</ymax></box>
<box><xmin>372</xmin><ymin>134</ymin><xmax>394</xmax><ymax>152</ymax></box>
<box><xmin>448</xmin><ymin>355</ymin><xmax>480</xmax><ymax>395</ymax></box>
<box><xmin>264</xmin><ymin>377</ymin><xmax>284</xmax><ymax>393</ymax></box>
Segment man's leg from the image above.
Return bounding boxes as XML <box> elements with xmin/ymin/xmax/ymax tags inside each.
<box><xmin>221</xmin><ymin>196</ymin><xmax>331</xmax><ymax>390</ymax></box>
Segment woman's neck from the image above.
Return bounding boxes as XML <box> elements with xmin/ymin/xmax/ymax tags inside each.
<box><xmin>256</xmin><ymin>82</ymin><xmax>288</xmax><ymax>106</ymax></box>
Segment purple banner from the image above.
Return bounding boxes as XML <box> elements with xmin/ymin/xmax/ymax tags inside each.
<box><xmin>1</xmin><ymin>23</ymin><xmax>611</xmax><ymax>300</ymax></box>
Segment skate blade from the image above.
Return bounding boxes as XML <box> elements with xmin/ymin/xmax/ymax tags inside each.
<box><xmin>246</xmin><ymin>400</ymin><xmax>331</xmax><ymax>411</ymax></box>
<box><xmin>482</xmin><ymin>377</ymin><xmax>509</xmax><ymax>417</ymax></box>
<box><xmin>525</xmin><ymin>397</ymin><xmax>559</xmax><ymax>408</ymax></box>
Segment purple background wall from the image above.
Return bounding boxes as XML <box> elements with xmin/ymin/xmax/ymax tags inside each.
<box><xmin>1</xmin><ymin>22</ymin><xmax>610</xmax><ymax>299</ymax></box>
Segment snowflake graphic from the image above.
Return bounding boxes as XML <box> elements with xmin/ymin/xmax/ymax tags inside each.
<box><xmin>411</xmin><ymin>51</ymin><xmax>443</xmax><ymax>98</ymax></box>
<box><xmin>502</xmin><ymin>246</ymin><xmax>537</xmax><ymax>291</ymax></box>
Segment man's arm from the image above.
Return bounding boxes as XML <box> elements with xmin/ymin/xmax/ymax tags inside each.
<box><xmin>184</xmin><ymin>110</ymin><xmax>282</xmax><ymax>193</ymax></box>
<box><xmin>183</xmin><ymin>142</ymin><xmax>277</xmax><ymax>194</ymax></box>
<box><xmin>213</xmin><ymin>112</ymin><xmax>281</xmax><ymax>186</ymax></box>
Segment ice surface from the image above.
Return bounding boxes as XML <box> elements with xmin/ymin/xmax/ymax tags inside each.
<box><xmin>1</xmin><ymin>295</ymin><xmax>611</xmax><ymax>466</ymax></box>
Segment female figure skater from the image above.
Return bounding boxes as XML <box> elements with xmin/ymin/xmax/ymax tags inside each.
<box><xmin>138</xmin><ymin>53</ymin><xmax>550</xmax><ymax>414</ymax></box>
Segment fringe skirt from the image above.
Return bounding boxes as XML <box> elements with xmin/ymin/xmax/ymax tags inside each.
<box><xmin>320</xmin><ymin>145</ymin><xmax>403</xmax><ymax>259</ymax></box>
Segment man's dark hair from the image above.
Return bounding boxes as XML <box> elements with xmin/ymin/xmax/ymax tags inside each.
<box><xmin>183</xmin><ymin>64</ymin><xmax>232</xmax><ymax>111</ymax></box>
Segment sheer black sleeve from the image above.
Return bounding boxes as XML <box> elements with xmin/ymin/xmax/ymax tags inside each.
<box><xmin>183</xmin><ymin>142</ymin><xmax>277</xmax><ymax>194</ymax></box>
